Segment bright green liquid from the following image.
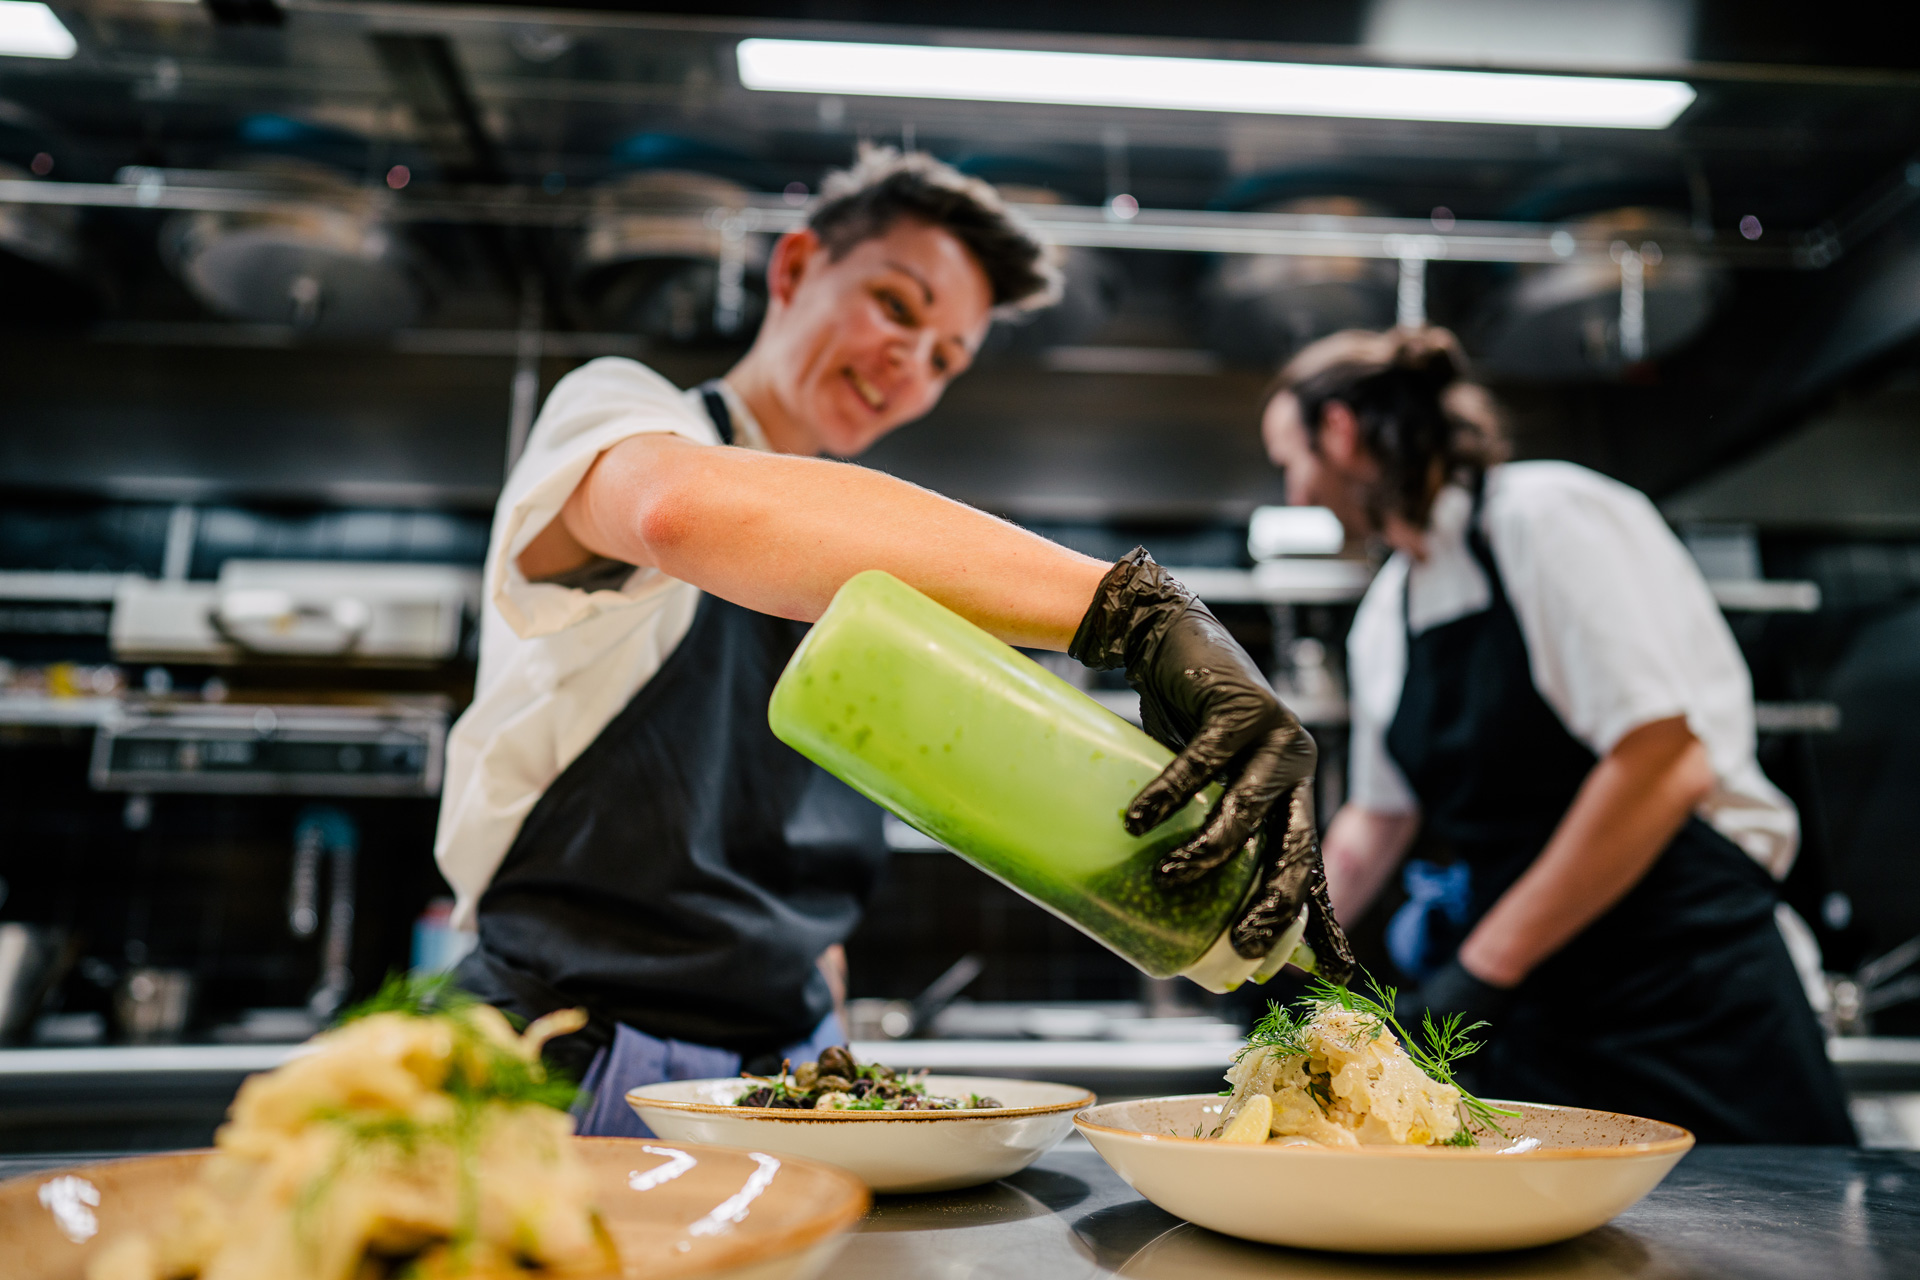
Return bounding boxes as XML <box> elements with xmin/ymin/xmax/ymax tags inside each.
<box><xmin>768</xmin><ymin>571</ymin><xmax>1258</xmax><ymax>978</ymax></box>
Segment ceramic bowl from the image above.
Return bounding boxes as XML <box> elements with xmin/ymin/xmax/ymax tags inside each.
<box><xmin>1076</xmin><ymin>1095</ymin><xmax>1693</xmax><ymax>1254</ymax></box>
<box><xmin>1</xmin><ymin>1138</ymin><xmax>868</xmax><ymax>1280</ymax></box>
<box><xmin>629</xmin><ymin>1075</ymin><xmax>1094</xmax><ymax>1194</ymax></box>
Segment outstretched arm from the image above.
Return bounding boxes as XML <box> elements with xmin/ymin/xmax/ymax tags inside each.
<box><xmin>517</xmin><ymin>432</ymin><xmax>1109</xmax><ymax>651</ymax></box>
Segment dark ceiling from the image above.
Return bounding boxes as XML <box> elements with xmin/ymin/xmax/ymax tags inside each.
<box><xmin>5</xmin><ymin>1</ymin><xmax>1920</xmax><ymax>519</ymax></box>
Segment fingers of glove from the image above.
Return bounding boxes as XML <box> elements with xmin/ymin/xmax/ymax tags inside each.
<box><xmin>1229</xmin><ymin>853</ymin><xmax>1315</xmax><ymax>960</ymax></box>
<box><xmin>1124</xmin><ymin>704</ymin><xmax>1270</xmax><ymax>835</ymax></box>
<box><xmin>1148</xmin><ymin>730</ymin><xmax>1296</xmax><ymax>878</ymax></box>
<box><xmin>1303</xmin><ymin>863</ymin><xmax>1357</xmax><ymax>986</ymax></box>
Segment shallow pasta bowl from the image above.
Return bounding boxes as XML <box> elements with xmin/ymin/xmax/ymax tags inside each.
<box><xmin>629</xmin><ymin>1075</ymin><xmax>1094</xmax><ymax>1193</ymax></box>
<box><xmin>0</xmin><ymin>1138</ymin><xmax>868</xmax><ymax>1280</ymax></box>
<box><xmin>1076</xmin><ymin>1095</ymin><xmax>1693</xmax><ymax>1254</ymax></box>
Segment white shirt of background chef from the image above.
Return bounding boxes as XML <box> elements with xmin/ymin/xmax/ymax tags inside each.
<box><xmin>435</xmin><ymin>358</ymin><xmax>770</xmax><ymax>928</ymax></box>
<box><xmin>1345</xmin><ymin>460</ymin><xmax>1799</xmax><ymax>878</ymax></box>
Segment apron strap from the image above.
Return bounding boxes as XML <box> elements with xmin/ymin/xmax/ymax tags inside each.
<box><xmin>698</xmin><ymin>381</ymin><xmax>736</xmax><ymax>445</ymax></box>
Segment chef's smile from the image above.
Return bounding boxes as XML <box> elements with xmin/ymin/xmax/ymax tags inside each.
<box><xmin>844</xmin><ymin>367</ymin><xmax>887</xmax><ymax>413</ymax></box>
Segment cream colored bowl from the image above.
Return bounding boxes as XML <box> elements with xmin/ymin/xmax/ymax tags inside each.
<box><xmin>629</xmin><ymin>1075</ymin><xmax>1093</xmax><ymax>1194</ymax></box>
<box><xmin>1</xmin><ymin>1138</ymin><xmax>868</xmax><ymax>1280</ymax></box>
<box><xmin>1076</xmin><ymin>1095</ymin><xmax>1693</xmax><ymax>1254</ymax></box>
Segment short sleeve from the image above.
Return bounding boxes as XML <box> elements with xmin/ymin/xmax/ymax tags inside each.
<box><xmin>1345</xmin><ymin>556</ymin><xmax>1420</xmax><ymax>816</ymax></box>
<box><xmin>1485</xmin><ymin>464</ymin><xmax>1744</xmax><ymax>759</ymax></box>
<box><xmin>487</xmin><ymin>358</ymin><xmax>717</xmax><ymax>641</ymax></box>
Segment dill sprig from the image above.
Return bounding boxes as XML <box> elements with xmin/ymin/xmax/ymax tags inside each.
<box><xmin>1305</xmin><ymin>973</ymin><xmax>1518</xmax><ymax>1137</ymax></box>
<box><xmin>1236</xmin><ymin>1000</ymin><xmax>1312</xmax><ymax>1062</ymax></box>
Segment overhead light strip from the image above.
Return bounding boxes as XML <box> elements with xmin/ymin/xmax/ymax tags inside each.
<box><xmin>736</xmin><ymin>39</ymin><xmax>1696</xmax><ymax>130</ymax></box>
<box><xmin>0</xmin><ymin>1</ymin><xmax>76</xmax><ymax>59</ymax></box>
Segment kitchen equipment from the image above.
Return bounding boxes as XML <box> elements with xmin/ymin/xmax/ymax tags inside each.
<box><xmin>573</xmin><ymin>170</ymin><xmax>769</xmax><ymax>341</ymax></box>
<box><xmin>0</xmin><ymin>1140</ymin><xmax>869</xmax><ymax>1280</ymax></box>
<box><xmin>112</xmin><ymin>968</ymin><xmax>193</xmax><ymax>1045</ymax></box>
<box><xmin>111</xmin><ymin>560</ymin><xmax>479</xmax><ymax>664</ymax></box>
<box><xmin>1472</xmin><ymin>206</ymin><xmax>1724</xmax><ymax>378</ymax></box>
<box><xmin>288</xmin><ymin>806</ymin><xmax>357</xmax><ymax>1020</ymax></box>
<box><xmin>90</xmin><ymin>696</ymin><xmax>447</xmax><ymax>796</ymax></box>
<box><xmin>629</xmin><ymin>1075</ymin><xmax>1093</xmax><ymax>1194</ymax></box>
<box><xmin>160</xmin><ymin>161</ymin><xmax>427</xmax><ymax>334</ymax></box>
<box><xmin>1076</xmin><ymin>1096</ymin><xmax>1693</xmax><ymax>1254</ymax></box>
<box><xmin>1203</xmin><ymin>197</ymin><xmax>1398</xmax><ymax>367</ymax></box>
<box><xmin>0</xmin><ymin>923</ymin><xmax>75</xmax><ymax>1044</ymax></box>
<box><xmin>768</xmin><ymin>571</ymin><xmax>1296</xmax><ymax>994</ymax></box>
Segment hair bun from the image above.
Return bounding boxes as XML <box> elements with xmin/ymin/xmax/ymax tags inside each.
<box><xmin>1390</xmin><ymin>329</ymin><xmax>1463</xmax><ymax>392</ymax></box>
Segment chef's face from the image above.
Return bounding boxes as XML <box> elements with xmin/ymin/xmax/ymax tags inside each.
<box><xmin>757</xmin><ymin>219</ymin><xmax>994</xmax><ymax>457</ymax></box>
<box><xmin>1261</xmin><ymin>392</ymin><xmax>1379</xmax><ymax>538</ymax></box>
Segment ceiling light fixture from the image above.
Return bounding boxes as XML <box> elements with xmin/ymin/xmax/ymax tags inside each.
<box><xmin>736</xmin><ymin>39</ymin><xmax>1696</xmax><ymax>130</ymax></box>
<box><xmin>0</xmin><ymin>1</ymin><xmax>76</xmax><ymax>59</ymax></box>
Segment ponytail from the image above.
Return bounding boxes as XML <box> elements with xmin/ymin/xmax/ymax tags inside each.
<box><xmin>1266</xmin><ymin>327</ymin><xmax>1507</xmax><ymax>530</ymax></box>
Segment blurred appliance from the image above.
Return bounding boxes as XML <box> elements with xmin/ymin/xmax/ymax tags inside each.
<box><xmin>160</xmin><ymin>162</ymin><xmax>427</xmax><ymax>334</ymax></box>
<box><xmin>89</xmin><ymin>696</ymin><xmax>447</xmax><ymax>797</ymax></box>
<box><xmin>1471</xmin><ymin>207</ymin><xmax>1723</xmax><ymax>378</ymax></box>
<box><xmin>113</xmin><ymin>968</ymin><xmax>194</xmax><ymax>1045</ymax></box>
<box><xmin>1203</xmin><ymin>197</ymin><xmax>1398</xmax><ymax>367</ymax></box>
<box><xmin>0</xmin><ymin>159</ymin><xmax>99</xmax><ymax>327</ymax></box>
<box><xmin>0</xmin><ymin>922</ymin><xmax>76</xmax><ymax>1044</ymax></box>
<box><xmin>111</xmin><ymin>560</ymin><xmax>479</xmax><ymax>664</ymax></box>
<box><xmin>288</xmin><ymin>806</ymin><xmax>357</xmax><ymax>1020</ymax></box>
<box><xmin>574</xmin><ymin>170</ymin><xmax>768</xmax><ymax>342</ymax></box>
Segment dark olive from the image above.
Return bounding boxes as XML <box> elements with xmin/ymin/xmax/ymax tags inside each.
<box><xmin>817</xmin><ymin>1045</ymin><xmax>857</xmax><ymax>1079</ymax></box>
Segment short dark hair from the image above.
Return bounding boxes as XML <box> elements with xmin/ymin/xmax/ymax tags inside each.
<box><xmin>809</xmin><ymin>146</ymin><xmax>1061</xmax><ymax>316</ymax></box>
<box><xmin>1266</xmin><ymin>327</ymin><xmax>1508</xmax><ymax>530</ymax></box>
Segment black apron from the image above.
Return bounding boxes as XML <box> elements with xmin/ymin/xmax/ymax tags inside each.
<box><xmin>456</xmin><ymin>384</ymin><xmax>888</xmax><ymax>1064</ymax></box>
<box><xmin>1384</xmin><ymin>486</ymin><xmax>1855</xmax><ymax>1144</ymax></box>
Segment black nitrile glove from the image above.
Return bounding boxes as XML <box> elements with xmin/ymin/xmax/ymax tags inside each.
<box><xmin>1071</xmin><ymin>548</ymin><xmax>1356</xmax><ymax>982</ymax></box>
<box><xmin>1394</xmin><ymin>957</ymin><xmax>1516</xmax><ymax>1033</ymax></box>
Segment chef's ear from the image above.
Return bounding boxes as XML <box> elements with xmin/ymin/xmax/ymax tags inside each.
<box><xmin>765</xmin><ymin>228</ymin><xmax>825</xmax><ymax>309</ymax></box>
<box><xmin>1315</xmin><ymin>400</ymin><xmax>1365</xmax><ymax>468</ymax></box>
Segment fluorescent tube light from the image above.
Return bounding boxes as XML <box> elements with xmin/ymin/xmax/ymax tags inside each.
<box><xmin>737</xmin><ymin>39</ymin><xmax>1696</xmax><ymax>130</ymax></box>
<box><xmin>0</xmin><ymin>1</ymin><xmax>75</xmax><ymax>59</ymax></box>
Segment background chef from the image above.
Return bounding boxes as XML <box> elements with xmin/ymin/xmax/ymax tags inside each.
<box><xmin>1260</xmin><ymin>326</ymin><xmax>1854</xmax><ymax>1144</ymax></box>
<box><xmin>437</xmin><ymin>148</ymin><xmax>1352</xmax><ymax>1136</ymax></box>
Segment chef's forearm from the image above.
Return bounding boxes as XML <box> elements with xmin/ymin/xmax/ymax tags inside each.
<box><xmin>555</xmin><ymin>433</ymin><xmax>1109</xmax><ymax>650</ymax></box>
<box><xmin>1322</xmin><ymin>805</ymin><xmax>1420</xmax><ymax>925</ymax></box>
<box><xmin>1457</xmin><ymin>715</ymin><xmax>1714</xmax><ymax>988</ymax></box>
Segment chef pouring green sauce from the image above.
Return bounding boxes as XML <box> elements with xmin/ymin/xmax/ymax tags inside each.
<box><xmin>1260</xmin><ymin>326</ymin><xmax>1853</xmax><ymax>1143</ymax></box>
<box><xmin>437</xmin><ymin>149</ymin><xmax>1353</xmax><ymax>1137</ymax></box>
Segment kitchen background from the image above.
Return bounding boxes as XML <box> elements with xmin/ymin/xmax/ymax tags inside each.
<box><xmin>4</xmin><ymin>0</ymin><xmax>1920</xmax><ymax>1150</ymax></box>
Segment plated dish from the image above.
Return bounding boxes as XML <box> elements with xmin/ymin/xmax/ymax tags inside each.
<box><xmin>1074</xmin><ymin>976</ymin><xmax>1693</xmax><ymax>1253</ymax></box>
<box><xmin>2</xmin><ymin>976</ymin><xmax>868</xmax><ymax>1280</ymax></box>
<box><xmin>733</xmin><ymin>1045</ymin><xmax>1002</xmax><ymax>1112</ymax></box>
<box><xmin>629</xmin><ymin>1073</ymin><xmax>1092</xmax><ymax>1194</ymax></box>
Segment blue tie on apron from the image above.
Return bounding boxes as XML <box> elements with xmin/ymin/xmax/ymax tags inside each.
<box><xmin>1385</xmin><ymin>859</ymin><xmax>1474</xmax><ymax>981</ymax></box>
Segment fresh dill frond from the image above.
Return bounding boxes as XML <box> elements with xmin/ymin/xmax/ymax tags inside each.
<box><xmin>336</xmin><ymin>971</ymin><xmax>476</xmax><ymax>1025</ymax></box>
<box><xmin>1439</xmin><ymin>1127</ymin><xmax>1478</xmax><ymax>1147</ymax></box>
<box><xmin>1236</xmin><ymin>1000</ymin><xmax>1312</xmax><ymax>1062</ymax></box>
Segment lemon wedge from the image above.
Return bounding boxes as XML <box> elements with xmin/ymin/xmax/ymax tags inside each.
<box><xmin>1217</xmin><ymin>1093</ymin><xmax>1272</xmax><ymax>1144</ymax></box>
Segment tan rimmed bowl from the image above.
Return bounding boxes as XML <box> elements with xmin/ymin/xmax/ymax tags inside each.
<box><xmin>629</xmin><ymin>1075</ymin><xmax>1094</xmax><ymax>1194</ymax></box>
<box><xmin>1076</xmin><ymin>1095</ymin><xmax>1693</xmax><ymax>1254</ymax></box>
<box><xmin>0</xmin><ymin>1138</ymin><xmax>869</xmax><ymax>1280</ymax></box>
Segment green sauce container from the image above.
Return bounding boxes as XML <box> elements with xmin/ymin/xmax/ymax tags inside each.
<box><xmin>768</xmin><ymin>570</ymin><xmax>1301</xmax><ymax>992</ymax></box>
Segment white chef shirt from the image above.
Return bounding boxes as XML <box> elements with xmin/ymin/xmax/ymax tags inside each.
<box><xmin>434</xmin><ymin>358</ymin><xmax>771</xmax><ymax>927</ymax></box>
<box><xmin>1345</xmin><ymin>460</ymin><xmax>1798</xmax><ymax>877</ymax></box>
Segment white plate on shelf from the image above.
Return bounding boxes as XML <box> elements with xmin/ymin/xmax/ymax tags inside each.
<box><xmin>1076</xmin><ymin>1094</ymin><xmax>1693</xmax><ymax>1254</ymax></box>
<box><xmin>629</xmin><ymin>1075</ymin><xmax>1093</xmax><ymax>1194</ymax></box>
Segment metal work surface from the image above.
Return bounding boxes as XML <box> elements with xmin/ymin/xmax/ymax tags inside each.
<box><xmin>3</xmin><ymin>1141</ymin><xmax>1914</xmax><ymax>1278</ymax></box>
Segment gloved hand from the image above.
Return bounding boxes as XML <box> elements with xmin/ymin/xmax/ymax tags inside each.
<box><xmin>1071</xmin><ymin>548</ymin><xmax>1355</xmax><ymax>981</ymax></box>
<box><xmin>1393</xmin><ymin>957</ymin><xmax>1516</xmax><ymax>1033</ymax></box>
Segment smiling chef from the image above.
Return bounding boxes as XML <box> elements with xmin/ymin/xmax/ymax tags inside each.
<box><xmin>435</xmin><ymin>149</ymin><xmax>1355</xmax><ymax>1136</ymax></box>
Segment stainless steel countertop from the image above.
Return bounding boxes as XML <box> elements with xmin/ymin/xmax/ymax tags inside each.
<box><xmin>3</xmin><ymin>1139</ymin><xmax>1915</xmax><ymax>1277</ymax></box>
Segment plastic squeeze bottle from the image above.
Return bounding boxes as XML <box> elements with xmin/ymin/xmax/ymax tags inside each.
<box><xmin>767</xmin><ymin>570</ymin><xmax>1313</xmax><ymax>993</ymax></box>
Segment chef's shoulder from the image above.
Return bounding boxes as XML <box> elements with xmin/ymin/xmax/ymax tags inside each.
<box><xmin>1483</xmin><ymin>459</ymin><xmax>1668</xmax><ymax>550</ymax></box>
<box><xmin>527</xmin><ymin>356</ymin><xmax>721</xmax><ymax>454</ymax></box>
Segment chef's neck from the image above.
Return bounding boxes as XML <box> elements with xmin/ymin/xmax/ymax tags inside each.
<box><xmin>1382</xmin><ymin>514</ymin><xmax>1430</xmax><ymax>563</ymax></box>
<box><xmin>721</xmin><ymin>358</ymin><xmax>818</xmax><ymax>456</ymax></box>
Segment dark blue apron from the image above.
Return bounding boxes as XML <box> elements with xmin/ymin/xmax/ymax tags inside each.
<box><xmin>455</xmin><ymin>384</ymin><xmax>887</xmax><ymax>1132</ymax></box>
<box><xmin>1383</xmin><ymin>484</ymin><xmax>1854</xmax><ymax>1144</ymax></box>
